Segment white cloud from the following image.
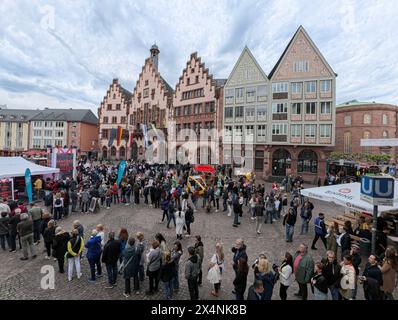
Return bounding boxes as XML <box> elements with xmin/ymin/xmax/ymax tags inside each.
<box><xmin>0</xmin><ymin>0</ymin><xmax>397</xmax><ymax>114</ymax></box>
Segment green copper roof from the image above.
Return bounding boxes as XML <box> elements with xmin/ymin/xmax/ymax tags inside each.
<box><xmin>336</xmin><ymin>99</ymin><xmax>379</xmax><ymax>107</ymax></box>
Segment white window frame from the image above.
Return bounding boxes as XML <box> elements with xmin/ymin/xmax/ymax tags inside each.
<box><xmin>363</xmin><ymin>114</ymin><xmax>371</xmax><ymax>125</ymax></box>
<box><xmin>320</xmin><ymin>102</ymin><xmax>332</xmax><ymax>114</ymax></box>
<box><xmin>320</xmin><ymin>124</ymin><xmax>332</xmax><ymax>138</ymax></box>
<box><xmin>291</xmin><ymin>103</ymin><xmax>302</xmax><ymax>115</ymax></box>
<box><xmin>344</xmin><ymin>115</ymin><xmax>351</xmax><ymax>125</ymax></box>
<box><xmin>235</xmin><ymin>88</ymin><xmax>244</xmax><ymax>101</ymax></box>
<box><xmin>305</xmin><ymin>102</ymin><xmax>317</xmax><ymax>115</ymax></box>
<box><xmin>294</xmin><ymin>60</ymin><xmax>309</xmax><ymax>72</ymax></box>
<box><xmin>305</xmin><ymin>124</ymin><xmax>317</xmax><ymax>138</ymax></box>
<box><xmin>382</xmin><ymin>114</ymin><xmax>388</xmax><ymax>125</ymax></box>
<box><xmin>291</xmin><ymin>82</ymin><xmax>302</xmax><ymax>94</ymax></box>
<box><xmin>225</xmin><ymin>89</ymin><xmax>234</xmax><ymax>104</ymax></box>
<box><xmin>272</xmin><ymin>82</ymin><xmax>288</xmax><ymax>93</ymax></box>
<box><xmin>235</xmin><ymin>106</ymin><xmax>244</xmax><ymax>118</ymax></box>
<box><xmin>257</xmin><ymin>85</ymin><xmax>267</xmax><ymax>100</ymax></box>
<box><xmin>257</xmin><ymin>125</ymin><xmax>266</xmax><ymax>137</ymax></box>
<box><xmin>272</xmin><ymin>123</ymin><xmax>287</xmax><ymax>135</ymax></box>
<box><xmin>245</xmin><ymin>107</ymin><xmax>255</xmax><ymax>117</ymax></box>
<box><xmin>224</xmin><ymin>126</ymin><xmax>232</xmax><ymax>138</ymax></box>
<box><xmin>224</xmin><ymin>107</ymin><xmax>233</xmax><ymax>118</ymax></box>
<box><xmin>305</xmin><ymin>81</ymin><xmax>317</xmax><ymax>93</ymax></box>
<box><xmin>246</xmin><ymin>87</ymin><xmax>256</xmax><ymax>102</ymax></box>
<box><xmin>272</xmin><ymin>103</ymin><xmax>288</xmax><ymax>114</ymax></box>
<box><xmin>320</xmin><ymin>80</ymin><xmax>331</xmax><ymax>92</ymax></box>
<box><xmin>291</xmin><ymin>124</ymin><xmax>301</xmax><ymax>137</ymax></box>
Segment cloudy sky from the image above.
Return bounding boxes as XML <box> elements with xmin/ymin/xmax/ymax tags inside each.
<box><xmin>1</xmin><ymin>0</ymin><xmax>397</xmax><ymax>114</ymax></box>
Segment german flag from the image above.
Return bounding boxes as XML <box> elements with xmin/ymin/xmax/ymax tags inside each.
<box><xmin>117</xmin><ymin>126</ymin><xmax>123</xmax><ymax>146</ymax></box>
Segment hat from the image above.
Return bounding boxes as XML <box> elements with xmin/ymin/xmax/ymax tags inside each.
<box><xmin>351</xmin><ymin>244</ymin><xmax>360</xmax><ymax>249</ymax></box>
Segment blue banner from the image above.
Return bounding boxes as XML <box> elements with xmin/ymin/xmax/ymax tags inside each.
<box><xmin>25</xmin><ymin>168</ymin><xmax>33</xmax><ymax>203</ymax></box>
<box><xmin>117</xmin><ymin>160</ymin><xmax>126</xmax><ymax>186</ymax></box>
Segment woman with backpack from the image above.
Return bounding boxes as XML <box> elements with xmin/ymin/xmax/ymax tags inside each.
<box><xmin>52</xmin><ymin>227</ymin><xmax>70</xmax><ymax>273</ymax></box>
<box><xmin>53</xmin><ymin>193</ymin><xmax>64</xmax><ymax>221</ymax></box>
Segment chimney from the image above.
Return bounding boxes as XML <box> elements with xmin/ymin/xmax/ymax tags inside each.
<box><xmin>150</xmin><ymin>44</ymin><xmax>160</xmax><ymax>70</ymax></box>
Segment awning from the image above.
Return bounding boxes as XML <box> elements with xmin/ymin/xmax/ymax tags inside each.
<box><xmin>0</xmin><ymin>157</ymin><xmax>59</xmax><ymax>179</ymax></box>
<box><xmin>301</xmin><ymin>182</ymin><xmax>398</xmax><ymax>214</ymax></box>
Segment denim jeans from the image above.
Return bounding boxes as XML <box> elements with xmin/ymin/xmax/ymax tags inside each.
<box><xmin>0</xmin><ymin>234</ymin><xmax>10</xmax><ymax>250</ymax></box>
<box><xmin>167</xmin><ymin>212</ymin><xmax>176</xmax><ymax>228</ymax></box>
<box><xmin>9</xmin><ymin>231</ymin><xmax>17</xmax><ymax>251</ymax></box>
<box><xmin>163</xmin><ymin>280</ymin><xmax>173</xmax><ymax>299</ymax></box>
<box><xmin>251</xmin><ymin>207</ymin><xmax>256</xmax><ymax>218</ymax></box>
<box><xmin>105</xmin><ymin>262</ymin><xmax>118</xmax><ymax>285</ymax></box>
<box><xmin>329</xmin><ymin>286</ymin><xmax>340</xmax><ymax>300</ymax></box>
<box><xmin>286</xmin><ymin>224</ymin><xmax>294</xmax><ymax>242</ymax></box>
<box><xmin>139</xmin><ymin>265</ymin><xmax>145</xmax><ymax>281</ymax></box>
<box><xmin>233</xmin><ymin>212</ymin><xmax>239</xmax><ymax>225</ymax></box>
<box><xmin>301</xmin><ymin>219</ymin><xmax>309</xmax><ymax>234</ymax></box>
<box><xmin>314</xmin><ymin>287</ymin><xmax>328</xmax><ymax>300</ymax></box>
<box><xmin>106</xmin><ymin>197</ymin><xmax>112</xmax><ymax>207</ymax></box>
<box><xmin>265</xmin><ymin>210</ymin><xmax>273</xmax><ymax>223</ymax></box>
<box><xmin>88</xmin><ymin>256</ymin><xmax>102</xmax><ymax>280</ymax></box>
<box><xmin>223</xmin><ymin>199</ymin><xmax>227</xmax><ymax>211</ymax></box>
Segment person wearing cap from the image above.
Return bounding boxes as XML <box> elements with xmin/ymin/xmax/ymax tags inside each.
<box><xmin>17</xmin><ymin>213</ymin><xmax>36</xmax><ymax>260</ymax></box>
<box><xmin>311</xmin><ymin>213</ymin><xmax>327</xmax><ymax>250</ymax></box>
<box><xmin>85</xmin><ymin>229</ymin><xmax>103</xmax><ymax>282</ymax></box>
<box><xmin>52</xmin><ymin>227</ymin><xmax>70</xmax><ymax>273</ymax></box>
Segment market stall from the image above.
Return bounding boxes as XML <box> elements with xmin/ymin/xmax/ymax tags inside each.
<box><xmin>0</xmin><ymin>157</ymin><xmax>59</xmax><ymax>200</ymax></box>
<box><xmin>301</xmin><ymin>182</ymin><xmax>398</xmax><ymax>254</ymax></box>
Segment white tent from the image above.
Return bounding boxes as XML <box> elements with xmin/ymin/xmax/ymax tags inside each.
<box><xmin>301</xmin><ymin>182</ymin><xmax>398</xmax><ymax>214</ymax></box>
<box><xmin>0</xmin><ymin>156</ymin><xmax>59</xmax><ymax>179</ymax></box>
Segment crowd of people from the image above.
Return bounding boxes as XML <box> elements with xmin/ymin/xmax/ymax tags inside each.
<box><xmin>0</xmin><ymin>160</ymin><xmax>397</xmax><ymax>300</ymax></box>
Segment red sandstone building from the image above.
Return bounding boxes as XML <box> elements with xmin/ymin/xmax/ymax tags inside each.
<box><xmin>335</xmin><ymin>100</ymin><xmax>398</xmax><ymax>162</ymax></box>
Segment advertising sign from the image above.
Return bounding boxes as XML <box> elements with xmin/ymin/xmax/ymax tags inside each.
<box><xmin>360</xmin><ymin>176</ymin><xmax>394</xmax><ymax>206</ymax></box>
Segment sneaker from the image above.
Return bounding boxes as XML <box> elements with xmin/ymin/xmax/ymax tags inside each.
<box><xmin>105</xmin><ymin>285</ymin><xmax>114</xmax><ymax>289</ymax></box>
<box><xmin>251</xmin><ymin>217</ymin><xmax>255</xmax><ymax>221</ymax></box>
<box><xmin>96</xmin><ymin>274</ymin><xmax>103</xmax><ymax>278</ymax></box>
<box><xmin>45</xmin><ymin>256</ymin><xmax>50</xmax><ymax>260</ymax></box>
<box><xmin>53</xmin><ymin>258</ymin><xmax>57</xmax><ymax>261</ymax></box>
<box><xmin>32</xmin><ymin>255</ymin><xmax>37</xmax><ymax>259</ymax></box>
<box><xmin>257</xmin><ymin>232</ymin><xmax>261</xmax><ymax>235</ymax></box>
<box><xmin>233</xmin><ymin>225</ymin><xmax>238</xmax><ymax>228</ymax></box>
<box><xmin>135</xmin><ymin>291</ymin><xmax>141</xmax><ymax>295</ymax></box>
<box><xmin>227</xmin><ymin>214</ymin><xmax>231</xmax><ymax>217</ymax></box>
<box><xmin>78</xmin><ymin>273</ymin><xmax>82</xmax><ymax>279</ymax></box>
<box><xmin>88</xmin><ymin>279</ymin><xmax>96</xmax><ymax>283</ymax></box>
<box><xmin>311</xmin><ymin>247</ymin><xmax>317</xmax><ymax>250</ymax></box>
<box><xmin>123</xmin><ymin>293</ymin><xmax>130</xmax><ymax>298</ymax></box>
<box><xmin>9</xmin><ymin>250</ymin><xmax>16</xmax><ymax>253</ymax></box>
<box><xmin>20</xmin><ymin>257</ymin><xmax>28</xmax><ymax>261</ymax></box>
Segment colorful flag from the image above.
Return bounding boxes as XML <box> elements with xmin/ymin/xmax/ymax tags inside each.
<box><xmin>129</xmin><ymin>128</ymin><xmax>134</xmax><ymax>147</ymax></box>
<box><xmin>108</xmin><ymin>128</ymin><xmax>116</xmax><ymax>147</ymax></box>
<box><xmin>117</xmin><ymin>160</ymin><xmax>126</xmax><ymax>186</ymax></box>
<box><xmin>117</xmin><ymin>126</ymin><xmax>123</xmax><ymax>146</ymax></box>
<box><xmin>25</xmin><ymin>168</ymin><xmax>33</xmax><ymax>203</ymax></box>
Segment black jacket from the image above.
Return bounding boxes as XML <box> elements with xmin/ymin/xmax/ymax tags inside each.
<box><xmin>321</xmin><ymin>259</ymin><xmax>341</xmax><ymax>287</ymax></box>
<box><xmin>232</xmin><ymin>245</ymin><xmax>248</xmax><ymax>270</ymax></box>
<box><xmin>254</xmin><ymin>204</ymin><xmax>264</xmax><ymax>217</ymax></box>
<box><xmin>233</xmin><ymin>269</ymin><xmax>248</xmax><ymax>294</ymax></box>
<box><xmin>8</xmin><ymin>214</ymin><xmax>21</xmax><ymax>233</ymax></box>
<box><xmin>311</xmin><ymin>273</ymin><xmax>328</xmax><ymax>294</ymax></box>
<box><xmin>363</xmin><ymin>263</ymin><xmax>383</xmax><ymax>287</ymax></box>
<box><xmin>340</xmin><ymin>233</ymin><xmax>352</xmax><ymax>253</ymax></box>
<box><xmin>52</xmin><ymin>232</ymin><xmax>70</xmax><ymax>260</ymax></box>
<box><xmin>159</xmin><ymin>261</ymin><xmax>176</xmax><ymax>282</ymax></box>
<box><xmin>283</xmin><ymin>211</ymin><xmax>297</xmax><ymax>226</ymax></box>
<box><xmin>102</xmin><ymin>239</ymin><xmax>121</xmax><ymax>264</ymax></box>
<box><xmin>43</xmin><ymin>227</ymin><xmax>55</xmax><ymax>243</ymax></box>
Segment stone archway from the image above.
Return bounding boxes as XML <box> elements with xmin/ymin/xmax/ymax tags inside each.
<box><xmin>272</xmin><ymin>148</ymin><xmax>291</xmax><ymax>176</ymax></box>
<box><xmin>102</xmin><ymin>146</ymin><xmax>108</xmax><ymax>160</ymax></box>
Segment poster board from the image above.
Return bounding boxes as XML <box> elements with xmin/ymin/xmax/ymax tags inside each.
<box><xmin>88</xmin><ymin>197</ymin><xmax>98</xmax><ymax>213</ymax></box>
<box><xmin>0</xmin><ymin>179</ymin><xmax>12</xmax><ymax>200</ymax></box>
<box><xmin>48</xmin><ymin>147</ymin><xmax>77</xmax><ymax>179</ymax></box>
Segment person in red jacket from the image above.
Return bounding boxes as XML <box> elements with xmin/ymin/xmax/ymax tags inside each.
<box><xmin>111</xmin><ymin>183</ymin><xmax>119</xmax><ymax>204</ymax></box>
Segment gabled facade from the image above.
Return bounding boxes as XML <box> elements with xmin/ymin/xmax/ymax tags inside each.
<box><xmin>223</xmin><ymin>26</ymin><xmax>336</xmax><ymax>181</ymax></box>
<box><xmin>222</xmin><ymin>46</ymin><xmax>269</xmax><ymax>169</ymax></box>
<box><xmin>128</xmin><ymin>45</ymin><xmax>173</xmax><ymax>161</ymax></box>
<box><xmin>172</xmin><ymin>52</ymin><xmax>225</xmax><ymax>164</ymax></box>
<box><xmin>98</xmin><ymin>79</ymin><xmax>131</xmax><ymax>160</ymax></box>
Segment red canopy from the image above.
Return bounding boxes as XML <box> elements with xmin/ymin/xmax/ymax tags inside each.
<box><xmin>193</xmin><ymin>165</ymin><xmax>216</xmax><ymax>174</ymax></box>
<box><xmin>23</xmin><ymin>150</ymin><xmax>47</xmax><ymax>157</ymax></box>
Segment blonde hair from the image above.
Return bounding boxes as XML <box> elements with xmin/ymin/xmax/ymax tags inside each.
<box><xmin>257</xmin><ymin>257</ymin><xmax>271</xmax><ymax>274</ymax></box>
<box><xmin>47</xmin><ymin>220</ymin><xmax>55</xmax><ymax>228</ymax></box>
<box><xmin>73</xmin><ymin>220</ymin><xmax>80</xmax><ymax>227</ymax></box>
<box><xmin>96</xmin><ymin>224</ymin><xmax>104</xmax><ymax>231</ymax></box>
<box><xmin>215</xmin><ymin>243</ymin><xmax>224</xmax><ymax>261</ymax></box>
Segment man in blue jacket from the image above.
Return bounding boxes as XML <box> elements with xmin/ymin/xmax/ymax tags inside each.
<box><xmin>85</xmin><ymin>229</ymin><xmax>103</xmax><ymax>282</ymax></box>
<box><xmin>311</xmin><ymin>213</ymin><xmax>327</xmax><ymax>250</ymax></box>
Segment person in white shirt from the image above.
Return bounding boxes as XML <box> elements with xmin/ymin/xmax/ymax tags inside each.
<box><xmin>174</xmin><ymin>208</ymin><xmax>186</xmax><ymax>240</ymax></box>
<box><xmin>278</xmin><ymin>252</ymin><xmax>294</xmax><ymax>300</ymax></box>
<box><xmin>0</xmin><ymin>199</ymin><xmax>11</xmax><ymax>215</ymax></box>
